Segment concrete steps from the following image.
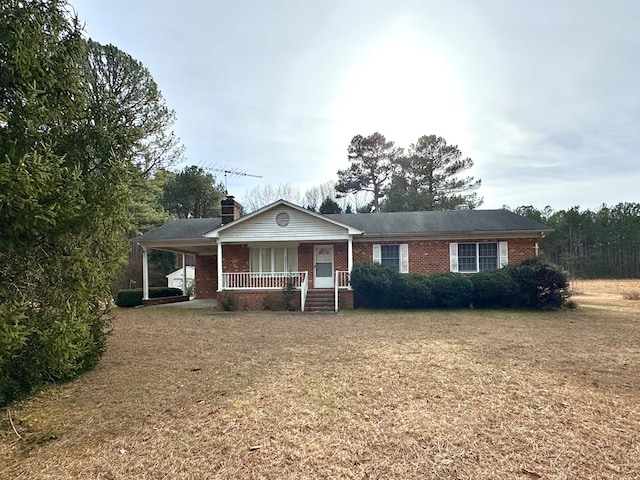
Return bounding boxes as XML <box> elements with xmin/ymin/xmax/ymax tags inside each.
<box><xmin>304</xmin><ymin>289</ymin><xmax>335</xmax><ymax>312</ymax></box>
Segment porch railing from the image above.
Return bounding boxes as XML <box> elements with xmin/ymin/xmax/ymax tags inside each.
<box><xmin>221</xmin><ymin>271</ymin><xmax>308</xmax><ymax>290</ymax></box>
<box><xmin>334</xmin><ymin>270</ymin><xmax>351</xmax><ymax>312</ymax></box>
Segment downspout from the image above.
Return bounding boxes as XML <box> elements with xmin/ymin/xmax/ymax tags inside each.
<box><xmin>142</xmin><ymin>246</ymin><xmax>149</xmax><ymax>301</ymax></box>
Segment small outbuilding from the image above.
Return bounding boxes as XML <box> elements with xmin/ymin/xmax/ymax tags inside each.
<box><xmin>166</xmin><ymin>266</ymin><xmax>195</xmax><ymax>292</ymax></box>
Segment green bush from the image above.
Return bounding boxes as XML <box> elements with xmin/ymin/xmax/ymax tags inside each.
<box><xmin>0</xmin><ymin>302</ymin><xmax>109</xmax><ymax>407</ymax></box>
<box><xmin>395</xmin><ymin>273</ymin><xmax>433</xmax><ymax>309</ymax></box>
<box><xmin>470</xmin><ymin>269</ymin><xmax>515</xmax><ymax>308</ymax></box>
<box><xmin>430</xmin><ymin>273</ymin><xmax>474</xmax><ymax>308</ymax></box>
<box><xmin>283</xmin><ymin>276</ymin><xmax>297</xmax><ymax>311</ymax></box>
<box><xmin>350</xmin><ymin>263</ymin><xmax>399</xmax><ymax>308</ymax></box>
<box><xmin>115</xmin><ymin>290</ymin><xmax>144</xmax><ymax>308</ymax></box>
<box><xmin>114</xmin><ymin>287</ymin><xmax>183</xmax><ymax>307</ymax></box>
<box><xmin>508</xmin><ymin>258</ymin><xmax>569</xmax><ymax>309</ymax></box>
<box><xmin>349</xmin><ymin>259</ymin><xmax>568</xmax><ymax>311</ymax></box>
<box><xmin>219</xmin><ymin>293</ymin><xmax>237</xmax><ymax>311</ymax></box>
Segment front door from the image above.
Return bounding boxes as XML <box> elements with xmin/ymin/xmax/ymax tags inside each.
<box><xmin>314</xmin><ymin>245</ymin><xmax>334</xmax><ymax>288</ymax></box>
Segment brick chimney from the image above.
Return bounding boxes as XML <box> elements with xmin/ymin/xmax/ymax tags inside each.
<box><xmin>221</xmin><ymin>195</ymin><xmax>242</xmax><ymax>225</ymax></box>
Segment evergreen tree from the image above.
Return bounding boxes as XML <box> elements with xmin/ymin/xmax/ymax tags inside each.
<box><xmin>336</xmin><ymin>132</ymin><xmax>401</xmax><ymax>213</ymax></box>
<box><xmin>384</xmin><ymin>135</ymin><xmax>482</xmax><ymax>211</ymax></box>
<box><xmin>160</xmin><ymin>166</ymin><xmax>225</xmax><ymax>218</ymax></box>
<box><xmin>319</xmin><ymin>196</ymin><xmax>343</xmax><ymax>214</ymax></box>
<box><xmin>0</xmin><ymin>0</ymin><xmax>181</xmax><ymax>405</ymax></box>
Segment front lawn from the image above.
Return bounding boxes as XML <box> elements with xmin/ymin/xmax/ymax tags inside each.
<box><xmin>1</xmin><ymin>280</ymin><xmax>639</xmax><ymax>479</ymax></box>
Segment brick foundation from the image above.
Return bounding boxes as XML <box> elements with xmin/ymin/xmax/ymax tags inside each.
<box><xmin>338</xmin><ymin>290</ymin><xmax>354</xmax><ymax>309</ymax></box>
<box><xmin>217</xmin><ymin>290</ymin><xmax>301</xmax><ymax>311</ymax></box>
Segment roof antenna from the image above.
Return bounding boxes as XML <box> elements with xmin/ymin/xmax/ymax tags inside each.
<box><xmin>207</xmin><ymin>167</ymin><xmax>262</xmax><ymax>194</ymax></box>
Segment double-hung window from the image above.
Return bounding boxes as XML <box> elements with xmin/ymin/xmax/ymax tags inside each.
<box><xmin>373</xmin><ymin>244</ymin><xmax>409</xmax><ymax>273</ymax></box>
<box><xmin>250</xmin><ymin>247</ymin><xmax>298</xmax><ymax>273</ymax></box>
<box><xmin>450</xmin><ymin>242</ymin><xmax>508</xmax><ymax>273</ymax></box>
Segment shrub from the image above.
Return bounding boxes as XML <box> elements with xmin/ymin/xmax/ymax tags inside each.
<box><xmin>396</xmin><ymin>274</ymin><xmax>434</xmax><ymax>309</ymax></box>
<box><xmin>220</xmin><ymin>293</ymin><xmax>236</xmax><ymax>311</ymax></box>
<box><xmin>283</xmin><ymin>276</ymin><xmax>297</xmax><ymax>311</ymax></box>
<box><xmin>114</xmin><ymin>287</ymin><xmax>183</xmax><ymax>307</ymax></box>
<box><xmin>508</xmin><ymin>258</ymin><xmax>569</xmax><ymax>309</ymax></box>
<box><xmin>430</xmin><ymin>273</ymin><xmax>474</xmax><ymax>308</ymax></box>
<box><xmin>350</xmin><ymin>263</ymin><xmax>398</xmax><ymax>308</ymax></box>
<box><xmin>349</xmin><ymin>258</ymin><xmax>568</xmax><ymax>311</ymax></box>
<box><xmin>115</xmin><ymin>290</ymin><xmax>144</xmax><ymax>308</ymax></box>
<box><xmin>470</xmin><ymin>269</ymin><xmax>515</xmax><ymax>308</ymax></box>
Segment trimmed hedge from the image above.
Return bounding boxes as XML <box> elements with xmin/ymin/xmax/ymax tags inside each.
<box><xmin>351</xmin><ymin>262</ymin><xmax>397</xmax><ymax>308</ymax></box>
<box><xmin>115</xmin><ymin>287</ymin><xmax>183</xmax><ymax>307</ymax></box>
<box><xmin>350</xmin><ymin>258</ymin><xmax>569</xmax><ymax>310</ymax></box>
<box><xmin>508</xmin><ymin>257</ymin><xmax>569</xmax><ymax>309</ymax></box>
<box><xmin>469</xmin><ymin>268</ymin><xmax>515</xmax><ymax>308</ymax></box>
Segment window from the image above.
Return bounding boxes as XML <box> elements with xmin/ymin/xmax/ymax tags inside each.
<box><xmin>381</xmin><ymin>245</ymin><xmax>400</xmax><ymax>271</ymax></box>
<box><xmin>250</xmin><ymin>247</ymin><xmax>298</xmax><ymax>272</ymax></box>
<box><xmin>450</xmin><ymin>242</ymin><xmax>508</xmax><ymax>273</ymax></box>
<box><xmin>373</xmin><ymin>244</ymin><xmax>409</xmax><ymax>273</ymax></box>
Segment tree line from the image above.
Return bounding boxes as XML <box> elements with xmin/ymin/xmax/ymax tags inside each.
<box><xmin>511</xmin><ymin>204</ymin><xmax>640</xmax><ymax>279</ymax></box>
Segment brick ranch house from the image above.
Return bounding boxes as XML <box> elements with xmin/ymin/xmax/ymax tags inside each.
<box><xmin>133</xmin><ymin>196</ymin><xmax>552</xmax><ymax>311</ymax></box>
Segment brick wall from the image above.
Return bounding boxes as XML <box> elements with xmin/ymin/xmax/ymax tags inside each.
<box><xmin>217</xmin><ymin>290</ymin><xmax>301</xmax><ymax>311</ymax></box>
<box><xmin>338</xmin><ymin>290</ymin><xmax>353</xmax><ymax>309</ymax></box>
<box><xmin>222</xmin><ymin>244</ymin><xmax>250</xmax><ymax>272</ymax></box>
<box><xmin>353</xmin><ymin>238</ymin><xmax>539</xmax><ymax>275</ymax></box>
<box><xmin>506</xmin><ymin>238</ymin><xmax>538</xmax><ymax>265</ymax></box>
<box><xmin>194</xmin><ymin>255</ymin><xmax>218</xmax><ymax>299</ymax></box>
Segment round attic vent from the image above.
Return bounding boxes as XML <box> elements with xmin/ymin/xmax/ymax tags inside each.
<box><xmin>275</xmin><ymin>211</ymin><xmax>290</xmax><ymax>227</ymax></box>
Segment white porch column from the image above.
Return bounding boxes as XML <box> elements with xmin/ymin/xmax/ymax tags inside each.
<box><xmin>181</xmin><ymin>253</ymin><xmax>187</xmax><ymax>295</ymax></box>
<box><xmin>217</xmin><ymin>241</ymin><xmax>223</xmax><ymax>291</ymax></box>
<box><xmin>142</xmin><ymin>246</ymin><xmax>149</xmax><ymax>300</ymax></box>
<box><xmin>347</xmin><ymin>235</ymin><xmax>353</xmax><ymax>272</ymax></box>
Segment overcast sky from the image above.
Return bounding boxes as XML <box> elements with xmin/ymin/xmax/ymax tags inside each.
<box><xmin>71</xmin><ymin>0</ymin><xmax>639</xmax><ymax>210</ymax></box>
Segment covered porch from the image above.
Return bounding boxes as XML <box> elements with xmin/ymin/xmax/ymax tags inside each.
<box><xmin>209</xmin><ymin>240</ymin><xmax>354</xmax><ymax>312</ymax></box>
<box><xmin>138</xmin><ymin>241</ymin><xmax>354</xmax><ymax>312</ymax></box>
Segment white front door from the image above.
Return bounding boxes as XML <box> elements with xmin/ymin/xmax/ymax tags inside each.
<box><xmin>314</xmin><ymin>245</ymin><xmax>334</xmax><ymax>288</ymax></box>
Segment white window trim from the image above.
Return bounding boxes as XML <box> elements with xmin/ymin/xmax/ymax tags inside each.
<box><xmin>373</xmin><ymin>243</ymin><xmax>409</xmax><ymax>273</ymax></box>
<box><xmin>450</xmin><ymin>241</ymin><xmax>507</xmax><ymax>273</ymax></box>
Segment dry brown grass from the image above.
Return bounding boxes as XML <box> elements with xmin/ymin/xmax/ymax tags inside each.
<box><xmin>1</xmin><ymin>280</ymin><xmax>639</xmax><ymax>479</ymax></box>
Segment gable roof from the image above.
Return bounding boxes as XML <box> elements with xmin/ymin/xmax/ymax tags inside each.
<box><xmin>134</xmin><ymin>205</ymin><xmax>551</xmax><ymax>245</ymax></box>
<box><xmin>327</xmin><ymin>209</ymin><xmax>552</xmax><ymax>237</ymax></box>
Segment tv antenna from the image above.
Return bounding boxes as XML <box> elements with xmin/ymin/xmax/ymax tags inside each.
<box><xmin>207</xmin><ymin>167</ymin><xmax>262</xmax><ymax>194</ymax></box>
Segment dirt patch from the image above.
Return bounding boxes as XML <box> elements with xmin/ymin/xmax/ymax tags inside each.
<box><xmin>1</xmin><ymin>283</ymin><xmax>639</xmax><ymax>479</ymax></box>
